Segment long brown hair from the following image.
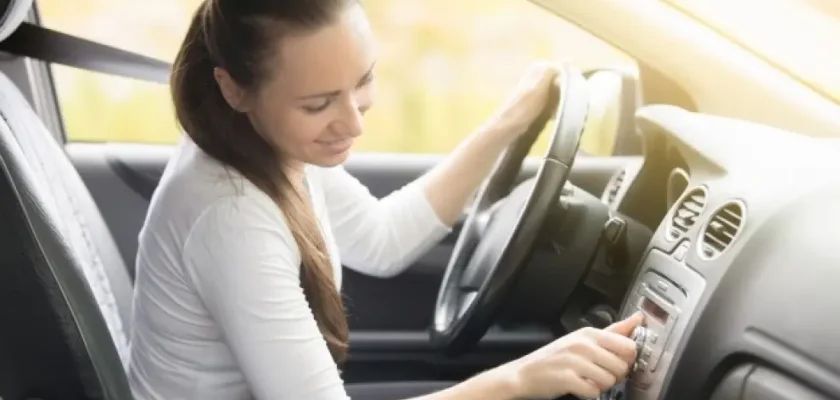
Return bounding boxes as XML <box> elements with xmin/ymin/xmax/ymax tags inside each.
<box><xmin>170</xmin><ymin>0</ymin><xmax>352</xmax><ymax>363</ymax></box>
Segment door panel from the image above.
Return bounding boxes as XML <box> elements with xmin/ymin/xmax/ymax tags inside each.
<box><xmin>66</xmin><ymin>142</ymin><xmax>639</xmax><ymax>382</ymax></box>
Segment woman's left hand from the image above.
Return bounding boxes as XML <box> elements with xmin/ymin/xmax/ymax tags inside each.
<box><xmin>485</xmin><ymin>62</ymin><xmax>561</xmax><ymax>146</ymax></box>
<box><xmin>420</xmin><ymin>62</ymin><xmax>562</xmax><ymax>227</ymax></box>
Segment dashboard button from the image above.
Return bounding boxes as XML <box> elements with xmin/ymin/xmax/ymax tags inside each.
<box><xmin>641</xmin><ymin>346</ymin><xmax>653</xmax><ymax>360</ymax></box>
<box><xmin>648</xmin><ymin>332</ymin><xmax>658</xmax><ymax>344</ymax></box>
<box><xmin>633</xmin><ymin>359</ymin><xmax>648</xmax><ymax>373</ymax></box>
<box><xmin>631</xmin><ymin>326</ymin><xmax>647</xmax><ymax>355</ymax></box>
<box><xmin>673</xmin><ymin>241</ymin><xmax>689</xmax><ymax>261</ymax></box>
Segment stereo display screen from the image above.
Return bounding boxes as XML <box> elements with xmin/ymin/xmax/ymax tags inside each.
<box><xmin>642</xmin><ymin>297</ymin><xmax>669</xmax><ymax>323</ymax></box>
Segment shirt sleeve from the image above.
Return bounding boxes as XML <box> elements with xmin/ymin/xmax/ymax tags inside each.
<box><xmin>182</xmin><ymin>195</ymin><xmax>349</xmax><ymax>400</ymax></box>
<box><xmin>319</xmin><ymin>166</ymin><xmax>452</xmax><ymax>277</ymax></box>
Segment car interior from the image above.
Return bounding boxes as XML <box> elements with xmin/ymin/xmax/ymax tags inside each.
<box><xmin>1</xmin><ymin>0</ymin><xmax>840</xmax><ymax>399</ymax></box>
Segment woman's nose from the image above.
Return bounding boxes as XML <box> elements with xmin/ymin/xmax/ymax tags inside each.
<box><xmin>338</xmin><ymin>99</ymin><xmax>365</xmax><ymax>138</ymax></box>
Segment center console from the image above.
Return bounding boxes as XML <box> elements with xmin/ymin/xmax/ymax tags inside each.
<box><xmin>602</xmin><ymin>248</ymin><xmax>707</xmax><ymax>399</ymax></box>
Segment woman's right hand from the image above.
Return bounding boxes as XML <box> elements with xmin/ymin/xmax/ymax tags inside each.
<box><xmin>500</xmin><ymin>312</ymin><xmax>644</xmax><ymax>399</ymax></box>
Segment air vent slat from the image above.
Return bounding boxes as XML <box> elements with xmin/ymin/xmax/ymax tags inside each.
<box><xmin>700</xmin><ymin>202</ymin><xmax>744</xmax><ymax>258</ymax></box>
<box><xmin>703</xmin><ymin>232</ymin><xmax>728</xmax><ymax>248</ymax></box>
<box><xmin>676</xmin><ymin>209</ymin><xmax>696</xmax><ymax>220</ymax></box>
<box><xmin>683</xmin><ymin>200</ymin><xmax>704</xmax><ymax>214</ymax></box>
<box><xmin>667</xmin><ymin>188</ymin><xmax>707</xmax><ymax>240</ymax></box>
<box><xmin>672</xmin><ymin>217</ymin><xmax>690</xmax><ymax>229</ymax></box>
<box><xmin>716</xmin><ymin>217</ymin><xmax>739</xmax><ymax>231</ymax></box>
<box><xmin>722</xmin><ymin>208</ymin><xmax>742</xmax><ymax>222</ymax></box>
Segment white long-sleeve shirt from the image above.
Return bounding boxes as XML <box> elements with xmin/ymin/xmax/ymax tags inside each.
<box><xmin>126</xmin><ymin>137</ymin><xmax>450</xmax><ymax>400</ymax></box>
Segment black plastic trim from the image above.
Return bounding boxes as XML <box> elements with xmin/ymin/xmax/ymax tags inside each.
<box><xmin>105</xmin><ymin>155</ymin><xmax>157</xmax><ymax>201</ymax></box>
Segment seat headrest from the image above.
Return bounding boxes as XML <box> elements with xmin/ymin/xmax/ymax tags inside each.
<box><xmin>0</xmin><ymin>0</ymin><xmax>33</xmax><ymax>42</ymax></box>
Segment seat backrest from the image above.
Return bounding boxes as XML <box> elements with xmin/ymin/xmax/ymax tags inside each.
<box><xmin>0</xmin><ymin>1</ymin><xmax>135</xmax><ymax>398</ymax></box>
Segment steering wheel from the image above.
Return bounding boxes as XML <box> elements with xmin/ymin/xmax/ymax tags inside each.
<box><xmin>431</xmin><ymin>64</ymin><xmax>590</xmax><ymax>352</ymax></box>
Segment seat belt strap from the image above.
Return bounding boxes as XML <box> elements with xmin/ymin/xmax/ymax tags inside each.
<box><xmin>0</xmin><ymin>22</ymin><xmax>170</xmax><ymax>84</ymax></box>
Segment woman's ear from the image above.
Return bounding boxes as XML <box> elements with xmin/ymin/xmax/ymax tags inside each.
<box><xmin>213</xmin><ymin>67</ymin><xmax>251</xmax><ymax>112</ymax></box>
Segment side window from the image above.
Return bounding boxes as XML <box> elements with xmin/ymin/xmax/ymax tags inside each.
<box><xmin>37</xmin><ymin>0</ymin><xmax>634</xmax><ymax>155</ymax></box>
<box><xmin>37</xmin><ymin>0</ymin><xmax>203</xmax><ymax>144</ymax></box>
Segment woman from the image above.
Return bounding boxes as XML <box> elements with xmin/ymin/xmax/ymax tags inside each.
<box><xmin>126</xmin><ymin>0</ymin><xmax>644</xmax><ymax>399</ymax></box>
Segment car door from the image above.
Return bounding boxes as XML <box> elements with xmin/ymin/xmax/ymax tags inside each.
<box><xmin>34</xmin><ymin>0</ymin><xmax>643</xmax><ymax>384</ymax></box>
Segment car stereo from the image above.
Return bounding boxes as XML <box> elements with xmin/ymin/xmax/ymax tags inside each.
<box><xmin>601</xmin><ymin>249</ymin><xmax>707</xmax><ymax>400</ymax></box>
<box><xmin>626</xmin><ymin>271</ymin><xmax>688</xmax><ymax>388</ymax></box>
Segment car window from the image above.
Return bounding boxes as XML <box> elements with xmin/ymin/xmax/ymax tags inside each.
<box><xmin>37</xmin><ymin>0</ymin><xmax>634</xmax><ymax>156</ymax></box>
<box><xmin>665</xmin><ymin>0</ymin><xmax>840</xmax><ymax>103</ymax></box>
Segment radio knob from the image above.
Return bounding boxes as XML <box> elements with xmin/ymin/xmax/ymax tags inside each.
<box><xmin>630</xmin><ymin>326</ymin><xmax>648</xmax><ymax>373</ymax></box>
<box><xmin>631</xmin><ymin>326</ymin><xmax>647</xmax><ymax>353</ymax></box>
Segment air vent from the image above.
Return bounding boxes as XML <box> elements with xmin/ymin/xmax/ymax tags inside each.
<box><xmin>605</xmin><ymin>169</ymin><xmax>626</xmax><ymax>205</ymax></box>
<box><xmin>667</xmin><ymin>187</ymin><xmax>706</xmax><ymax>240</ymax></box>
<box><xmin>700</xmin><ymin>202</ymin><xmax>744</xmax><ymax>258</ymax></box>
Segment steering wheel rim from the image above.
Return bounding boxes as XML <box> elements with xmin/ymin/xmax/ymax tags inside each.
<box><xmin>430</xmin><ymin>64</ymin><xmax>590</xmax><ymax>353</ymax></box>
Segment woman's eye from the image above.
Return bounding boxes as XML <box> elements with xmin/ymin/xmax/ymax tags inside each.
<box><xmin>358</xmin><ymin>73</ymin><xmax>374</xmax><ymax>88</ymax></box>
<box><xmin>302</xmin><ymin>99</ymin><xmax>332</xmax><ymax>114</ymax></box>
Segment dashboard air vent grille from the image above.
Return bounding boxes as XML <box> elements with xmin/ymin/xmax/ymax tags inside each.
<box><xmin>605</xmin><ymin>169</ymin><xmax>626</xmax><ymax>205</ymax></box>
<box><xmin>668</xmin><ymin>188</ymin><xmax>706</xmax><ymax>239</ymax></box>
<box><xmin>701</xmin><ymin>202</ymin><xmax>744</xmax><ymax>258</ymax></box>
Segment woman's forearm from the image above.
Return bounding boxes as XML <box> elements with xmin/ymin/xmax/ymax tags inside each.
<box><xmin>418</xmin><ymin>63</ymin><xmax>560</xmax><ymax>226</ymax></box>
<box><xmin>420</xmin><ymin>121</ymin><xmax>517</xmax><ymax>226</ymax></box>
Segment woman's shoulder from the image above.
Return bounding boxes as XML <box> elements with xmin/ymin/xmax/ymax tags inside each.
<box><xmin>163</xmin><ymin>137</ymin><xmax>265</xmax><ymax>199</ymax></box>
<box><xmin>143</xmin><ymin>139</ymin><xmax>282</xmax><ymax>244</ymax></box>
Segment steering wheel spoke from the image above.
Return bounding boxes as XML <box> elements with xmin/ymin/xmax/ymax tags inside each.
<box><xmin>456</xmin><ymin>291</ymin><xmax>478</xmax><ymax>320</ymax></box>
<box><xmin>458</xmin><ymin>258</ymin><xmax>488</xmax><ymax>291</ymax></box>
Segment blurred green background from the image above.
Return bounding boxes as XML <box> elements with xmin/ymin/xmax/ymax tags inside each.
<box><xmin>38</xmin><ymin>0</ymin><xmax>633</xmax><ymax>154</ymax></box>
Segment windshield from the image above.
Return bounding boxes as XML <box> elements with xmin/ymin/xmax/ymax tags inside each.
<box><xmin>665</xmin><ymin>0</ymin><xmax>840</xmax><ymax>103</ymax></box>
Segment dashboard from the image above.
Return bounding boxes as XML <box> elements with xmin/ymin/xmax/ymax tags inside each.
<box><xmin>602</xmin><ymin>105</ymin><xmax>840</xmax><ymax>399</ymax></box>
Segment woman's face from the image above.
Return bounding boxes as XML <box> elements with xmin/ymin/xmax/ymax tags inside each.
<box><xmin>220</xmin><ymin>3</ymin><xmax>377</xmax><ymax>170</ymax></box>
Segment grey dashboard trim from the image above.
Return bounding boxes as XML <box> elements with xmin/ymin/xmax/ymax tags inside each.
<box><xmin>621</xmin><ymin>104</ymin><xmax>840</xmax><ymax>400</ymax></box>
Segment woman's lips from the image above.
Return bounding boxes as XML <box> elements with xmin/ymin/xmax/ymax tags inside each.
<box><xmin>317</xmin><ymin>138</ymin><xmax>353</xmax><ymax>153</ymax></box>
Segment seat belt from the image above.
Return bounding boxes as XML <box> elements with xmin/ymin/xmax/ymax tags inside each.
<box><xmin>0</xmin><ymin>22</ymin><xmax>171</xmax><ymax>84</ymax></box>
